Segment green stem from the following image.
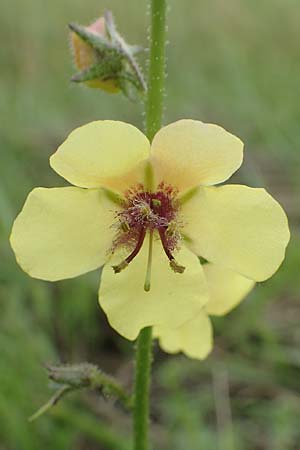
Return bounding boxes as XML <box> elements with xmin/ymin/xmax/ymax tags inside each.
<box><xmin>133</xmin><ymin>327</ymin><xmax>153</xmax><ymax>450</ymax></box>
<box><xmin>133</xmin><ymin>2</ymin><xmax>167</xmax><ymax>449</ymax></box>
<box><xmin>145</xmin><ymin>0</ymin><xmax>167</xmax><ymax>141</ymax></box>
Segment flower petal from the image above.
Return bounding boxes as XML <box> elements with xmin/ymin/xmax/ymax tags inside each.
<box><xmin>99</xmin><ymin>237</ymin><xmax>209</xmax><ymax>340</ymax></box>
<box><xmin>154</xmin><ymin>311</ymin><xmax>213</xmax><ymax>360</ymax></box>
<box><xmin>182</xmin><ymin>185</ymin><xmax>290</xmax><ymax>281</ymax></box>
<box><xmin>150</xmin><ymin>119</ymin><xmax>243</xmax><ymax>192</ymax></box>
<box><xmin>204</xmin><ymin>263</ymin><xmax>255</xmax><ymax>316</ymax></box>
<box><xmin>50</xmin><ymin>121</ymin><xmax>150</xmax><ymax>191</ymax></box>
<box><xmin>10</xmin><ymin>187</ymin><xmax>117</xmax><ymax>281</ymax></box>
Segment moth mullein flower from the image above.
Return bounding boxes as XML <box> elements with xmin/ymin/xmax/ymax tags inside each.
<box><xmin>154</xmin><ymin>262</ymin><xmax>256</xmax><ymax>359</ymax></box>
<box><xmin>10</xmin><ymin>120</ymin><xmax>290</xmax><ymax>341</ymax></box>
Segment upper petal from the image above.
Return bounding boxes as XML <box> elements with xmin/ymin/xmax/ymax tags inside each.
<box><xmin>50</xmin><ymin>121</ymin><xmax>150</xmax><ymax>191</ymax></box>
<box><xmin>154</xmin><ymin>311</ymin><xmax>213</xmax><ymax>360</ymax></box>
<box><xmin>150</xmin><ymin>119</ymin><xmax>243</xmax><ymax>192</ymax></box>
<box><xmin>204</xmin><ymin>263</ymin><xmax>255</xmax><ymax>316</ymax></box>
<box><xmin>10</xmin><ymin>187</ymin><xmax>117</xmax><ymax>281</ymax></box>
<box><xmin>182</xmin><ymin>185</ymin><xmax>290</xmax><ymax>281</ymax></box>
<box><xmin>99</xmin><ymin>237</ymin><xmax>209</xmax><ymax>340</ymax></box>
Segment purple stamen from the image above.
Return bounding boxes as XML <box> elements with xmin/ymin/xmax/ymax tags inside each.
<box><xmin>111</xmin><ymin>183</ymin><xmax>185</xmax><ymax>274</ymax></box>
<box><xmin>112</xmin><ymin>227</ymin><xmax>146</xmax><ymax>273</ymax></box>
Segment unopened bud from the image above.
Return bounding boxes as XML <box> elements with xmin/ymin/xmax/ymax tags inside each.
<box><xmin>47</xmin><ymin>363</ymin><xmax>97</xmax><ymax>388</ymax></box>
<box><xmin>69</xmin><ymin>11</ymin><xmax>146</xmax><ymax>99</ymax></box>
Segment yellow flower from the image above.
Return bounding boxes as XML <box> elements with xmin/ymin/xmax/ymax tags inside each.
<box><xmin>154</xmin><ymin>263</ymin><xmax>255</xmax><ymax>359</ymax></box>
<box><xmin>10</xmin><ymin>120</ymin><xmax>290</xmax><ymax>343</ymax></box>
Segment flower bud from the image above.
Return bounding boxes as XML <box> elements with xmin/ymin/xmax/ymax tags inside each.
<box><xmin>70</xmin><ymin>17</ymin><xmax>120</xmax><ymax>92</ymax></box>
<box><xmin>69</xmin><ymin>11</ymin><xmax>146</xmax><ymax>99</ymax></box>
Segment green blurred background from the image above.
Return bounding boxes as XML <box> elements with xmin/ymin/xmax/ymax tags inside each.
<box><xmin>1</xmin><ymin>0</ymin><xmax>299</xmax><ymax>449</ymax></box>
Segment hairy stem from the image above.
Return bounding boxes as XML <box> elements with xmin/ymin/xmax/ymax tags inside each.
<box><xmin>133</xmin><ymin>327</ymin><xmax>153</xmax><ymax>450</ymax></box>
<box><xmin>145</xmin><ymin>0</ymin><xmax>167</xmax><ymax>141</ymax></box>
<box><xmin>133</xmin><ymin>1</ymin><xmax>167</xmax><ymax>449</ymax></box>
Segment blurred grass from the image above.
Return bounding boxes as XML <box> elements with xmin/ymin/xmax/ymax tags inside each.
<box><xmin>0</xmin><ymin>0</ymin><xmax>299</xmax><ymax>449</ymax></box>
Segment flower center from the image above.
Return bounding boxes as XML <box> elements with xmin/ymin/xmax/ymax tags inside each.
<box><xmin>111</xmin><ymin>182</ymin><xmax>185</xmax><ymax>281</ymax></box>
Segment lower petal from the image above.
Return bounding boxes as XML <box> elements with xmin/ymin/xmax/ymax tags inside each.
<box><xmin>10</xmin><ymin>187</ymin><xmax>117</xmax><ymax>281</ymax></box>
<box><xmin>99</xmin><ymin>236</ymin><xmax>209</xmax><ymax>340</ymax></box>
<box><xmin>154</xmin><ymin>311</ymin><xmax>213</xmax><ymax>360</ymax></box>
<box><xmin>204</xmin><ymin>263</ymin><xmax>255</xmax><ymax>316</ymax></box>
<box><xmin>182</xmin><ymin>185</ymin><xmax>290</xmax><ymax>281</ymax></box>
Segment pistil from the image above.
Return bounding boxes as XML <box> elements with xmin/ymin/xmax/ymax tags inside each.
<box><xmin>144</xmin><ymin>231</ymin><xmax>153</xmax><ymax>292</ymax></box>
